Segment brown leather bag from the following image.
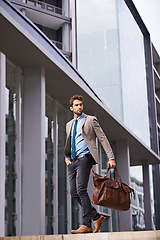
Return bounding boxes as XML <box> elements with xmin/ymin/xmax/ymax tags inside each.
<box><xmin>91</xmin><ymin>167</ymin><xmax>134</xmax><ymax>211</ymax></box>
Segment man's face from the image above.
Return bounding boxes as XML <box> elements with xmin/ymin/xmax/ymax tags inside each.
<box><xmin>70</xmin><ymin>99</ymin><xmax>83</xmax><ymax>117</ymax></box>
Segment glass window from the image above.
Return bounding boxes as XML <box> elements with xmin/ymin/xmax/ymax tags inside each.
<box><xmin>71</xmin><ymin>199</ymin><xmax>79</xmax><ymax>230</ymax></box>
<box><xmin>76</xmin><ymin>0</ymin><xmax>122</xmax><ymax>119</ymax></box>
<box><xmin>57</xmin><ymin>104</ymin><xmax>70</xmax><ymax>234</ymax></box>
<box><xmin>100</xmin><ymin>143</ymin><xmax>117</xmax><ymax>231</ymax></box>
<box><xmin>5</xmin><ymin>61</ymin><xmax>22</xmax><ymax>236</ymax></box>
<box><xmin>100</xmin><ymin>147</ymin><xmax>109</xmax><ymax>214</ymax></box>
<box><xmin>130</xmin><ymin>166</ymin><xmax>145</xmax><ymax>230</ymax></box>
<box><xmin>99</xmin><ymin>146</ymin><xmax>112</xmax><ymax>229</ymax></box>
<box><xmin>118</xmin><ymin>0</ymin><xmax>150</xmax><ymax>147</ymax></box>
<box><xmin>5</xmin><ymin>67</ymin><xmax>16</xmax><ymax>236</ymax></box>
<box><xmin>45</xmin><ymin>95</ymin><xmax>55</xmax><ymax>234</ymax></box>
<box><xmin>45</xmin><ymin>97</ymin><xmax>75</xmax><ymax>234</ymax></box>
<box><xmin>77</xmin><ymin>0</ymin><xmax>150</xmax><ymax>147</ymax></box>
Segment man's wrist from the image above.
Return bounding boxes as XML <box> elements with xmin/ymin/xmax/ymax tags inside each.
<box><xmin>108</xmin><ymin>157</ymin><xmax>115</xmax><ymax>161</ymax></box>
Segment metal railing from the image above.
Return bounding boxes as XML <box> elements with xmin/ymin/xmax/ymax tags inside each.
<box><xmin>51</xmin><ymin>40</ymin><xmax>63</xmax><ymax>50</ymax></box>
<box><xmin>17</xmin><ymin>0</ymin><xmax>65</xmax><ymax>15</ymax></box>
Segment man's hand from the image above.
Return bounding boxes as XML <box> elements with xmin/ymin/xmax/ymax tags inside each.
<box><xmin>107</xmin><ymin>159</ymin><xmax>116</xmax><ymax>169</ymax></box>
<box><xmin>65</xmin><ymin>159</ymin><xmax>72</xmax><ymax>166</ymax></box>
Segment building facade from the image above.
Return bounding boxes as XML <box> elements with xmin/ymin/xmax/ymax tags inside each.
<box><xmin>76</xmin><ymin>0</ymin><xmax>160</xmax><ymax>231</ymax></box>
<box><xmin>0</xmin><ymin>0</ymin><xmax>160</xmax><ymax>237</ymax></box>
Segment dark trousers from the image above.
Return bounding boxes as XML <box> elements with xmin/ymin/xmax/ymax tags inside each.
<box><xmin>68</xmin><ymin>154</ymin><xmax>100</xmax><ymax>227</ymax></box>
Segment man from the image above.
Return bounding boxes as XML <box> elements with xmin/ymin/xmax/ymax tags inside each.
<box><xmin>64</xmin><ymin>95</ymin><xmax>116</xmax><ymax>234</ymax></box>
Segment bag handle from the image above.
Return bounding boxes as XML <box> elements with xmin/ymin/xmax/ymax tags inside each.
<box><xmin>104</xmin><ymin>167</ymin><xmax>122</xmax><ymax>184</ymax></box>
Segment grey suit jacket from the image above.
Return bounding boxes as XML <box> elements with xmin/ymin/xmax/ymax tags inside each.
<box><xmin>64</xmin><ymin>113</ymin><xmax>114</xmax><ymax>164</ymax></box>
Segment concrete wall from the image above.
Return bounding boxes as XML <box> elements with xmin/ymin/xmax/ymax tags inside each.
<box><xmin>0</xmin><ymin>230</ymin><xmax>160</xmax><ymax>240</ymax></box>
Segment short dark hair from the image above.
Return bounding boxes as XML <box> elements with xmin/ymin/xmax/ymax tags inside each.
<box><xmin>70</xmin><ymin>95</ymin><xmax>83</xmax><ymax>107</ymax></box>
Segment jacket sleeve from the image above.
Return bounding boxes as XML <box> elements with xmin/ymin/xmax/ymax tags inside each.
<box><xmin>64</xmin><ymin>121</ymin><xmax>72</xmax><ymax>160</ymax></box>
<box><xmin>92</xmin><ymin>117</ymin><xmax>115</xmax><ymax>160</ymax></box>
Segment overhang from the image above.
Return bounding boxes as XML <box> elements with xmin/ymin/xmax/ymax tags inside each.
<box><xmin>0</xmin><ymin>0</ymin><xmax>160</xmax><ymax>166</ymax></box>
<box><xmin>11</xmin><ymin>0</ymin><xmax>71</xmax><ymax>30</ymax></box>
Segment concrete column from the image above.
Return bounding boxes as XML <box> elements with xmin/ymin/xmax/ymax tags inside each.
<box><xmin>62</xmin><ymin>0</ymin><xmax>71</xmax><ymax>52</ymax></box>
<box><xmin>62</xmin><ymin>0</ymin><xmax>69</xmax><ymax>17</ymax></box>
<box><xmin>62</xmin><ymin>23</ymin><xmax>71</xmax><ymax>53</ymax></box>
<box><xmin>0</xmin><ymin>52</ymin><xmax>6</xmax><ymax>237</ymax></box>
<box><xmin>142</xmin><ymin>160</ymin><xmax>153</xmax><ymax>230</ymax></box>
<box><xmin>70</xmin><ymin>0</ymin><xmax>77</xmax><ymax>67</ymax></box>
<box><xmin>22</xmin><ymin>67</ymin><xmax>45</xmax><ymax>235</ymax></box>
<box><xmin>116</xmin><ymin>140</ymin><xmax>132</xmax><ymax>231</ymax></box>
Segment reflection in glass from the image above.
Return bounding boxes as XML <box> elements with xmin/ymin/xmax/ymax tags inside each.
<box><xmin>72</xmin><ymin>198</ymin><xmax>79</xmax><ymax>230</ymax></box>
<box><xmin>118</xmin><ymin>0</ymin><xmax>150</xmax><ymax>147</ymax></box>
<box><xmin>101</xmin><ymin>147</ymin><xmax>109</xmax><ymax>215</ymax></box>
<box><xmin>100</xmin><ymin>144</ymin><xmax>117</xmax><ymax>231</ymax></box>
<box><xmin>101</xmin><ymin>217</ymin><xmax>110</xmax><ymax>232</ymax></box>
<box><xmin>5</xmin><ymin>63</ymin><xmax>16</xmax><ymax>236</ymax></box>
<box><xmin>45</xmin><ymin>95</ymin><xmax>54</xmax><ymax>234</ymax></box>
<box><xmin>99</xmin><ymin>146</ymin><xmax>111</xmax><ymax>231</ymax></box>
<box><xmin>76</xmin><ymin>0</ymin><xmax>121</xmax><ymax>118</ymax></box>
<box><xmin>130</xmin><ymin>166</ymin><xmax>145</xmax><ymax>230</ymax></box>
<box><xmin>58</xmin><ymin>104</ymin><xmax>68</xmax><ymax>234</ymax></box>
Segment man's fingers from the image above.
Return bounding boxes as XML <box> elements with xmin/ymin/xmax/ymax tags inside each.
<box><xmin>65</xmin><ymin>159</ymin><xmax>72</xmax><ymax>166</ymax></box>
<box><xmin>107</xmin><ymin>159</ymin><xmax>116</xmax><ymax>169</ymax></box>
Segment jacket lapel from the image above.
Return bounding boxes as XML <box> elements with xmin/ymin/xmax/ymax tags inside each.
<box><xmin>81</xmin><ymin>113</ymin><xmax>87</xmax><ymax>129</ymax></box>
<box><xmin>67</xmin><ymin>119</ymin><xmax>74</xmax><ymax>136</ymax></box>
<box><xmin>67</xmin><ymin>113</ymin><xmax>87</xmax><ymax>135</ymax></box>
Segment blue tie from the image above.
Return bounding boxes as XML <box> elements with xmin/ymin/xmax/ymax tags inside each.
<box><xmin>71</xmin><ymin>119</ymin><xmax>78</xmax><ymax>159</ymax></box>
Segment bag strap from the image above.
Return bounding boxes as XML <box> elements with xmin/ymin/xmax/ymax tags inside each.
<box><xmin>104</xmin><ymin>168</ymin><xmax>110</xmax><ymax>177</ymax></box>
<box><xmin>104</xmin><ymin>167</ymin><xmax>122</xmax><ymax>184</ymax></box>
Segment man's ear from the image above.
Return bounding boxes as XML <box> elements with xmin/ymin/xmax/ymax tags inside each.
<box><xmin>70</xmin><ymin>106</ymin><xmax>73</xmax><ymax>112</ymax></box>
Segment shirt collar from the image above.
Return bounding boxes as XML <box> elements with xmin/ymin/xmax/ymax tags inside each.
<box><xmin>74</xmin><ymin>112</ymin><xmax>84</xmax><ymax>121</ymax></box>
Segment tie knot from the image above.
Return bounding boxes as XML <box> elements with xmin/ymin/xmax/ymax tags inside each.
<box><xmin>74</xmin><ymin>119</ymin><xmax>78</xmax><ymax>126</ymax></box>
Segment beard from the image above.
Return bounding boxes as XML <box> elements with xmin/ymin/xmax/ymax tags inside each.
<box><xmin>74</xmin><ymin>110</ymin><xmax>83</xmax><ymax>116</ymax></box>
